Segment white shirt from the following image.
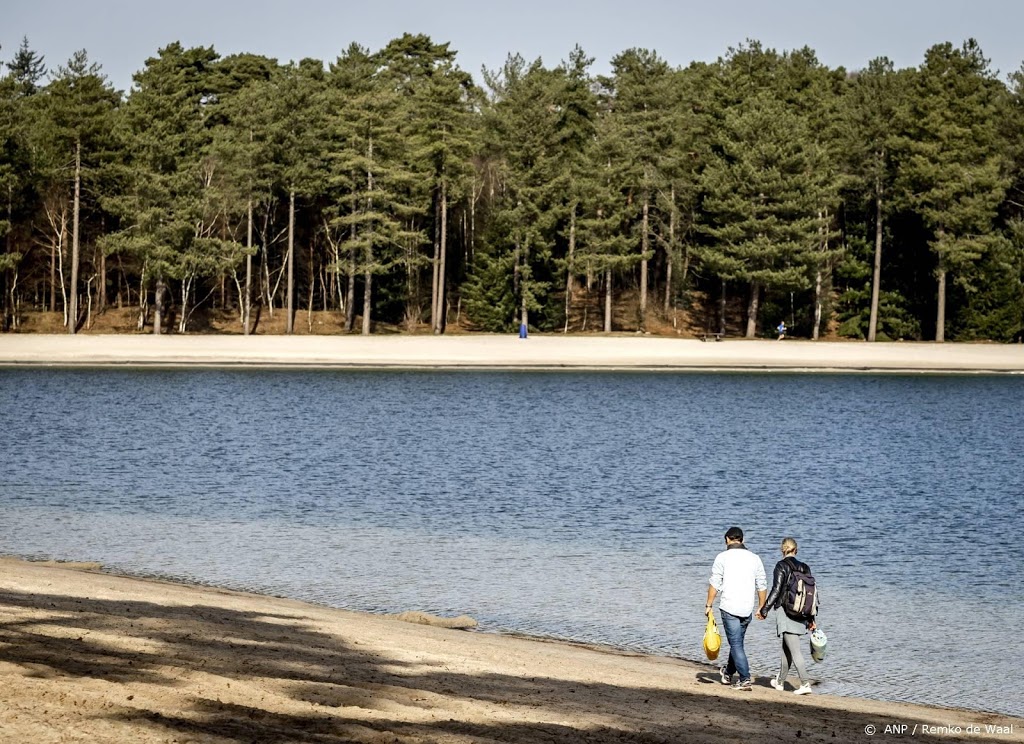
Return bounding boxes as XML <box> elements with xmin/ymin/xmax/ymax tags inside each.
<box><xmin>709</xmin><ymin>545</ymin><xmax>767</xmax><ymax>618</ymax></box>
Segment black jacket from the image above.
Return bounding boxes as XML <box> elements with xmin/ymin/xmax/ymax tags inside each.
<box><xmin>759</xmin><ymin>556</ymin><xmax>813</xmax><ymax>618</ymax></box>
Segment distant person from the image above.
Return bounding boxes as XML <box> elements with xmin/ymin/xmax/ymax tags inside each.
<box><xmin>757</xmin><ymin>537</ymin><xmax>817</xmax><ymax>695</ymax></box>
<box><xmin>777</xmin><ymin>321</ymin><xmax>787</xmax><ymax>340</ymax></box>
<box><xmin>706</xmin><ymin>526</ymin><xmax>767</xmax><ymax>690</ymax></box>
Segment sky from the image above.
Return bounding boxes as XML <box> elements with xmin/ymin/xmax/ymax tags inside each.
<box><xmin>4</xmin><ymin>0</ymin><xmax>1023</xmax><ymax>93</ymax></box>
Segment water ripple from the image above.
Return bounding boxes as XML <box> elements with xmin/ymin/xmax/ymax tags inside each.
<box><xmin>0</xmin><ymin>369</ymin><xmax>1022</xmax><ymax>717</ymax></box>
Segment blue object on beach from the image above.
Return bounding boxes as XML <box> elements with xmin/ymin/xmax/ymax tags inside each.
<box><xmin>519</xmin><ymin>323</ymin><xmax>527</xmax><ymax>339</ymax></box>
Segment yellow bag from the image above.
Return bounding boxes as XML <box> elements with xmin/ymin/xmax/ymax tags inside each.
<box><xmin>703</xmin><ymin>613</ymin><xmax>721</xmax><ymax>660</ymax></box>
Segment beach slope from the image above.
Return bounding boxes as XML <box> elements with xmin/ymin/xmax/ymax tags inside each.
<box><xmin>0</xmin><ymin>558</ymin><xmax>1019</xmax><ymax>743</ymax></box>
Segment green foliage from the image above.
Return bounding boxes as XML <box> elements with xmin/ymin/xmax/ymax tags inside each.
<box><xmin>698</xmin><ymin>92</ymin><xmax>826</xmax><ymax>290</ymax></box>
<box><xmin>897</xmin><ymin>41</ymin><xmax>1011</xmax><ymax>338</ymax></box>
<box><xmin>4</xmin><ymin>33</ymin><xmax>1024</xmax><ymax>341</ymax></box>
<box><xmin>6</xmin><ymin>37</ymin><xmax>47</xmax><ymax>96</ymax></box>
<box><xmin>475</xmin><ymin>55</ymin><xmax>565</xmax><ymax>328</ymax></box>
<box><xmin>103</xmin><ymin>43</ymin><xmax>232</xmax><ymax>294</ymax></box>
<box><xmin>461</xmin><ymin>245</ymin><xmax>518</xmax><ymax>331</ymax></box>
<box><xmin>952</xmin><ymin>226</ymin><xmax>1024</xmax><ymax>340</ymax></box>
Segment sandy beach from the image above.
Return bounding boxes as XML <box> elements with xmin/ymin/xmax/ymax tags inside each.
<box><xmin>1</xmin><ymin>333</ymin><xmax>1024</xmax><ymax>372</ymax></box>
<box><xmin>0</xmin><ymin>558</ymin><xmax>1020</xmax><ymax>744</ymax></box>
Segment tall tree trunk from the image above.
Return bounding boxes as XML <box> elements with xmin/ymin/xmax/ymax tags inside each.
<box><xmin>868</xmin><ymin>187</ymin><xmax>883</xmax><ymax>342</ymax></box>
<box><xmin>936</xmin><ymin>268</ymin><xmax>946</xmax><ymax>343</ymax></box>
<box><xmin>362</xmin><ymin>143</ymin><xmax>373</xmax><ymax>336</ymax></box>
<box><xmin>434</xmin><ymin>180</ymin><xmax>448</xmax><ymax>334</ymax></box>
<box><xmin>7</xmin><ymin>267</ymin><xmax>17</xmax><ymax>330</ymax></box>
<box><xmin>639</xmin><ymin>193</ymin><xmax>649</xmax><ymax>330</ymax></box>
<box><xmin>604</xmin><ymin>267</ymin><xmax>613</xmax><ymax>332</ymax></box>
<box><xmin>812</xmin><ymin>210</ymin><xmax>825</xmax><ymax>341</ymax></box>
<box><xmin>154</xmin><ymin>278</ymin><xmax>165</xmax><ymax>335</ymax></box>
<box><xmin>564</xmin><ymin>207</ymin><xmax>576</xmax><ymax>333</ymax></box>
<box><xmin>512</xmin><ymin>243</ymin><xmax>520</xmax><ymax>297</ymax></box>
<box><xmin>664</xmin><ymin>190</ymin><xmax>676</xmax><ymax>317</ymax></box>
<box><xmin>519</xmin><ymin>240</ymin><xmax>529</xmax><ymax>331</ymax></box>
<box><xmin>813</xmin><ymin>269</ymin><xmax>823</xmax><ymax>341</ymax></box>
<box><xmin>136</xmin><ymin>266</ymin><xmax>147</xmax><ymax>330</ymax></box>
<box><xmin>469</xmin><ymin>178</ymin><xmax>477</xmax><ymax>270</ymax></box>
<box><xmin>430</xmin><ymin>198</ymin><xmax>440</xmax><ymax>331</ymax></box>
<box><xmin>178</xmin><ymin>276</ymin><xmax>192</xmax><ymax>333</ymax></box>
<box><xmin>718</xmin><ymin>279</ymin><xmax>727</xmax><ymax>336</ymax></box>
<box><xmin>362</xmin><ymin>263</ymin><xmax>372</xmax><ymax>335</ymax></box>
<box><xmin>244</xmin><ymin>199</ymin><xmax>253</xmax><ymax>335</ymax></box>
<box><xmin>3</xmin><ymin>184</ymin><xmax>10</xmax><ymax>330</ymax></box>
<box><xmin>99</xmin><ymin>245</ymin><xmax>107</xmax><ymax>313</ymax></box>
<box><xmin>286</xmin><ymin>189</ymin><xmax>295</xmax><ymax>334</ymax></box>
<box><xmin>262</xmin><ymin>253</ymin><xmax>272</xmax><ymax>315</ymax></box>
<box><xmin>345</xmin><ymin>247</ymin><xmax>356</xmax><ymax>332</ymax></box>
<box><xmin>49</xmin><ymin>239</ymin><xmax>56</xmax><ymax>312</ymax></box>
<box><xmin>745</xmin><ymin>282</ymin><xmax>760</xmax><ymax>339</ymax></box>
<box><xmin>307</xmin><ymin>242</ymin><xmax>315</xmax><ymax>332</ymax></box>
<box><xmin>69</xmin><ymin>140</ymin><xmax>81</xmax><ymax>334</ymax></box>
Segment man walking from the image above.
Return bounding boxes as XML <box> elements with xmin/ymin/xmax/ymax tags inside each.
<box><xmin>705</xmin><ymin>526</ymin><xmax>767</xmax><ymax>690</ymax></box>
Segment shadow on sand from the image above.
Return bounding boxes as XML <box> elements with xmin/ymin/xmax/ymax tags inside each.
<box><xmin>0</xmin><ymin>588</ymin><xmax>992</xmax><ymax>743</ymax></box>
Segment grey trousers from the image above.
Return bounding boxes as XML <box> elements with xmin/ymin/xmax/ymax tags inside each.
<box><xmin>778</xmin><ymin>632</ymin><xmax>810</xmax><ymax>686</ymax></box>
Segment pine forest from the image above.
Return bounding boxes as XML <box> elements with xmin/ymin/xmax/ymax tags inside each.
<box><xmin>2</xmin><ymin>34</ymin><xmax>1024</xmax><ymax>342</ymax></box>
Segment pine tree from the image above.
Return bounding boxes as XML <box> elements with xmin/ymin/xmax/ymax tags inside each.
<box><xmin>325</xmin><ymin>44</ymin><xmax>424</xmax><ymax>335</ymax></box>
<box><xmin>206</xmin><ymin>64</ymin><xmax>283</xmax><ymax>333</ymax></box>
<box><xmin>7</xmin><ymin>37</ymin><xmax>47</xmax><ymax>97</ymax></box>
<box><xmin>268</xmin><ymin>62</ymin><xmax>326</xmax><ymax>334</ymax></box>
<box><xmin>838</xmin><ymin>58</ymin><xmax>910</xmax><ymax>340</ymax></box>
<box><xmin>699</xmin><ymin>92</ymin><xmax>827</xmax><ymax>337</ymax></box>
<box><xmin>35</xmin><ymin>50</ymin><xmax>120</xmax><ymax>332</ymax></box>
<box><xmin>379</xmin><ymin>35</ymin><xmax>476</xmax><ymax>332</ymax></box>
<box><xmin>898</xmin><ymin>40</ymin><xmax>1010</xmax><ymax>341</ymax></box>
<box><xmin>603</xmin><ymin>48</ymin><xmax>676</xmax><ymax>330</ymax></box>
<box><xmin>0</xmin><ymin>60</ymin><xmax>26</xmax><ymax>328</ymax></box>
<box><xmin>551</xmin><ymin>46</ymin><xmax>599</xmax><ymax>331</ymax></box>
<box><xmin>576</xmin><ymin>97</ymin><xmax>634</xmax><ymax>332</ymax></box>
<box><xmin>103</xmin><ymin>43</ymin><xmax>223</xmax><ymax>334</ymax></box>
<box><xmin>777</xmin><ymin>47</ymin><xmax>845</xmax><ymax>339</ymax></box>
<box><xmin>469</xmin><ymin>55</ymin><xmax>562</xmax><ymax>332</ymax></box>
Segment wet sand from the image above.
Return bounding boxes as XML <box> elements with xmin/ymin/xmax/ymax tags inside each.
<box><xmin>1</xmin><ymin>333</ymin><xmax>1023</xmax><ymax>372</ymax></box>
<box><xmin>1</xmin><ymin>558</ymin><xmax>1020</xmax><ymax>743</ymax></box>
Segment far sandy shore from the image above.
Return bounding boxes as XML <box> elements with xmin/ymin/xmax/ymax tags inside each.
<box><xmin>2</xmin><ymin>333</ymin><xmax>1024</xmax><ymax>372</ymax></box>
<box><xmin>1</xmin><ymin>558</ymin><xmax>1020</xmax><ymax>744</ymax></box>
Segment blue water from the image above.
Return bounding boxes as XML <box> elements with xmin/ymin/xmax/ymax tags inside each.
<box><xmin>1</xmin><ymin>368</ymin><xmax>1022</xmax><ymax>716</ymax></box>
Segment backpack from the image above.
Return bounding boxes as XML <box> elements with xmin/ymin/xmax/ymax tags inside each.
<box><xmin>783</xmin><ymin>558</ymin><xmax>817</xmax><ymax>619</ymax></box>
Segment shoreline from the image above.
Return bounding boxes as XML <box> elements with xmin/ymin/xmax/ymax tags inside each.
<box><xmin>1</xmin><ymin>557</ymin><xmax>1021</xmax><ymax>743</ymax></box>
<box><xmin>2</xmin><ymin>333</ymin><xmax>1024</xmax><ymax>373</ymax></box>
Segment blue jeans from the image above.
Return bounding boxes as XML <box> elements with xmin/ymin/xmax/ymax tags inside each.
<box><xmin>721</xmin><ymin>610</ymin><xmax>752</xmax><ymax>681</ymax></box>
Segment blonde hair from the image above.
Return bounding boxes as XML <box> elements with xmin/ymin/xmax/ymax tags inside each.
<box><xmin>781</xmin><ymin>537</ymin><xmax>798</xmax><ymax>555</ymax></box>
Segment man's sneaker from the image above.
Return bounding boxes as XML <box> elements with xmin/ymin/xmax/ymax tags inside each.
<box><xmin>733</xmin><ymin>678</ymin><xmax>753</xmax><ymax>691</ymax></box>
<box><xmin>719</xmin><ymin>667</ymin><xmax>731</xmax><ymax>685</ymax></box>
<box><xmin>794</xmin><ymin>683</ymin><xmax>813</xmax><ymax>695</ymax></box>
<box><xmin>770</xmin><ymin>676</ymin><xmax>785</xmax><ymax>691</ymax></box>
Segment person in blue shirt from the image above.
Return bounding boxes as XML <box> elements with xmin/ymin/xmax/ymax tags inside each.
<box><xmin>777</xmin><ymin>321</ymin><xmax>787</xmax><ymax>340</ymax></box>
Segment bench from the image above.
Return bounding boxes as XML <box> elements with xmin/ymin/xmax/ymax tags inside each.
<box><xmin>700</xmin><ymin>332</ymin><xmax>724</xmax><ymax>342</ymax></box>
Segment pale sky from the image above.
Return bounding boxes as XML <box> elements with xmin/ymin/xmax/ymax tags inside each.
<box><xmin>4</xmin><ymin>0</ymin><xmax>1022</xmax><ymax>93</ymax></box>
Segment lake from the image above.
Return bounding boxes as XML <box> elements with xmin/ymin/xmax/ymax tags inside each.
<box><xmin>1</xmin><ymin>368</ymin><xmax>1021</xmax><ymax>717</ymax></box>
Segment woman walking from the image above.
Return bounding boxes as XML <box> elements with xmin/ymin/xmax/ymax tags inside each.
<box><xmin>757</xmin><ymin>537</ymin><xmax>816</xmax><ymax>695</ymax></box>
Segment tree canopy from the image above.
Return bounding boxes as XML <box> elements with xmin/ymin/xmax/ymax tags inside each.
<box><xmin>2</xmin><ymin>35</ymin><xmax>1022</xmax><ymax>341</ymax></box>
